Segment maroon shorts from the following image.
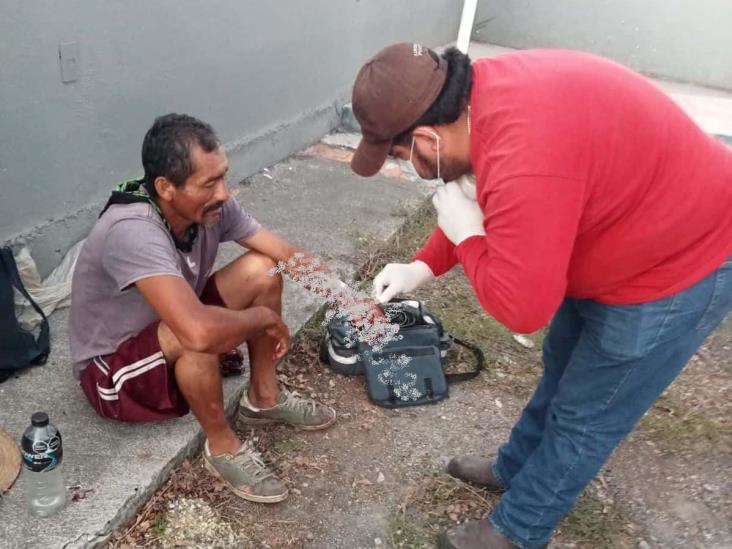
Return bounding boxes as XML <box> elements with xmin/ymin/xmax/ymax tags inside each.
<box><xmin>79</xmin><ymin>276</ymin><xmax>226</xmax><ymax>422</ymax></box>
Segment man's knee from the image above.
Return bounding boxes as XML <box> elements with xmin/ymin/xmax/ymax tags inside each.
<box><xmin>158</xmin><ymin>322</ymin><xmax>221</xmax><ymax>368</ymax></box>
<box><xmin>243</xmin><ymin>250</ymin><xmax>276</xmax><ymax>271</ymax></box>
<box><xmin>182</xmin><ymin>350</ymin><xmax>219</xmax><ymax>366</ymax></box>
<box><xmin>238</xmin><ymin>252</ymin><xmax>283</xmax><ymax>294</ymax></box>
<box><xmin>242</xmin><ymin>252</ymin><xmax>284</xmax><ymax>295</ymax></box>
<box><xmin>206</xmin><ymin>251</ymin><xmax>284</xmax><ymax>313</ymax></box>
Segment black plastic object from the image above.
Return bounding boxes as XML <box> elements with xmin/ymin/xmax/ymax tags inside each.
<box><xmin>321</xmin><ymin>299</ymin><xmax>484</xmax><ymax>408</ymax></box>
<box><xmin>321</xmin><ymin>299</ymin><xmax>451</xmax><ymax>376</ymax></box>
<box><xmin>0</xmin><ymin>248</ymin><xmax>50</xmax><ymax>383</ymax></box>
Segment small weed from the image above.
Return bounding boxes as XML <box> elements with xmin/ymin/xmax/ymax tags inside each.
<box><xmin>152</xmin><ymin>512</ymin><xmax>168</xmax><ymax>535</ymax></box>
<box><xmin>388</xmin><ymin>512</ymin><xmax>442</xmax><ymax>549</ymax></box>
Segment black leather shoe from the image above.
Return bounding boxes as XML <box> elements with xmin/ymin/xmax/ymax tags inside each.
<box><xmin>438</xmin><ymin>519</ymin><xmax>547</xmax><ymax>549</ymax></box>
<box><xmin>439</xmin><ymin>519</ymin><xmax>516</xmax><ymax>549</ymax></box>
<box><xmin>447</xmin><ymin>455</ymin><xmax>505</xmax><ymax>492</ymax></box>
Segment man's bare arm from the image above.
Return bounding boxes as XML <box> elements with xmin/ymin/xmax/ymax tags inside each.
<box><xmin>135</xmin><ymin>275</ymin><xmax>289</xmax><ymax>358</ymax></box>
<box><xmin>241</xmin><ymin>228</ymin><xmax>385</xmax><ymax>323</ymax></box>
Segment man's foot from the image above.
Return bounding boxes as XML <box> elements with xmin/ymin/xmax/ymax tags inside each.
<box><xmin>447</xmin><ymin>456</ymin><xmax>505</xmax><ymax>492</ymax></box>
<box><xmin>439</xmin><ymin>519</ymin><xmax>541</xmax><ymax>549</ymax></box>
<box><xmin>203</xmin><ymin>440</ymin><xmax>288</xmax><ymax>503</ymax></box>
<box><xmin>238</xmin><ymin>388</ymin><xmax>336</xmax><ymax>431</ymax></box>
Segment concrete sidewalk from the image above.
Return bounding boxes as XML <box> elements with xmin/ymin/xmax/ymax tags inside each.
<box><xmin>0</xmin><ymin>142</ymin><xmax>428</xmax><ymax>548</ymax></box>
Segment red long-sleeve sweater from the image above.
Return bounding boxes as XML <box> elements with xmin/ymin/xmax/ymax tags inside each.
<box><xmin>414</xmin><ymin>50</ymin><xmax>732</xmax><ymax>334</ymax></box>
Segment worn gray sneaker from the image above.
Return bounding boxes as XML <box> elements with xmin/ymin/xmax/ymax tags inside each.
<box><xmin>237</xmin><ymin>387</ymin><xmax>336</xmax><ymax>431</ymax></box>
<box><xmin>203</xmin><ymin>440</ymin><xmax>288</xmax><ymax>503</ymax></box>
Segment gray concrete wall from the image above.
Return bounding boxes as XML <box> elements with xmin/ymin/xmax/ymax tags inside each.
<box><xmin>0</xmin><ymin>0</ymin><xmax>461</xmax><ymax>275</ymax></box>
<box><xmin>473</xmin><ymin>0</ymin><xmax>732</xmax><ymax>90</ymax></box>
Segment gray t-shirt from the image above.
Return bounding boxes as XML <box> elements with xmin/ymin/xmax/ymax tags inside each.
<box><xmin>69</xmin><ymin>198</ymin><xmax>260</xmax><ymax>376</ymax></box>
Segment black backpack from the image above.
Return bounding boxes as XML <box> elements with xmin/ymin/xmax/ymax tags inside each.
<box><xmin>320</xmin><ymin>299</ymin><xmax>484</xmax><ymax>408</ymax></box>
<box><xmin>0</xmin><ymin>248</ymin><xmax>50</xmax><ymax>382</ymax></box>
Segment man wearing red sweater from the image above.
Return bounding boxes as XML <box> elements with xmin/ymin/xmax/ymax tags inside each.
<box><xmin>350</xmin><ymin>43</ymin><xmax>732</xmax><ymax>549</ymax></box>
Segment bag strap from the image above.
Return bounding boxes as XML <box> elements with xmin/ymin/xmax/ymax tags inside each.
<box><xmin>0</xmin><ymin>248</ymin><xmax>50</xmax><ymax>364</ymax></box>
<box><xmin>445</xmin><ymin>336</ymin><xmax>485</xmax><ymax>382</ymax></box>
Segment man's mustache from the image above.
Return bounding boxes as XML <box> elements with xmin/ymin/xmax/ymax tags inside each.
<box><xmin>203</xmin><ymin>202</ymin><xmax>225</xmax><ymax>214</ymax></box>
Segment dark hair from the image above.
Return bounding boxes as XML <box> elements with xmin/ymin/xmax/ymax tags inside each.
<box><xmin>141</xmin><ymin>113</ymin><xmax>220</xmax><ymax>197</ymax></box>
<box><xmin>394</xmin><ymin>47</ymin><xmax>473</xmax><ymax>145</ymax></box>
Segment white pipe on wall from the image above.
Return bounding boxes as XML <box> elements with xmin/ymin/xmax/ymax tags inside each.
<box><xmin>456</xmin><ymin>0</ymin><xmax>478</xmax><ymax>54</ymax></box>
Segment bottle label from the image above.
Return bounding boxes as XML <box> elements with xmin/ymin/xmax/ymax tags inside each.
<box><xmin>22</xmin><ymin>433</ymin><xmax>63</xmax><ymax>472</ymax></box>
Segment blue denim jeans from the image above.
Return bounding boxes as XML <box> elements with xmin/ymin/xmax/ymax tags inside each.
<box><xmin>490</xmin><ymin>255</ymin><xmax>732</xmax><ymax>548</ymax></box>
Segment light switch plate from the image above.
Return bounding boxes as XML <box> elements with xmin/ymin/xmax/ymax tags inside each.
<box><xmin>59</xmin><ymin>42</ymin><xmax>79</xmax><ymax>83</ymax></box>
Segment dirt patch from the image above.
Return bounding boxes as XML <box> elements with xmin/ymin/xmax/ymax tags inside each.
<box><xmin>109</xmin><ymin>205</ymin><xmax>731</xmax><ymax>548</ymax></box>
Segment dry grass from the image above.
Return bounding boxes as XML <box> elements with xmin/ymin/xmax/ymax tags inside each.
<box><xmin>387</xmin><ymin>472</ymin><xmax>635</xmax><ymax>549</ymax></box>
<box><xmin>639</xmin><ymin>394</ymin><xmax>731</xmax><ymax>453</ymax></box>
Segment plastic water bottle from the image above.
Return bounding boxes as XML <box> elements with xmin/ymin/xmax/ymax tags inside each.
<box><xmin>21</xmin><ymin>412</ymin><xmax>66</xmax><ymax>517</ymax></box>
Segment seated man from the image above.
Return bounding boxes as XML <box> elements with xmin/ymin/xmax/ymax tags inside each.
<box><xmin>70</xmin><ymin>113</ymin><xmax>335</xmax><ymax>503</ymax></box>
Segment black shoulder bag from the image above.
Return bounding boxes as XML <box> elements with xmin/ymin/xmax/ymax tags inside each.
<box><xmin>0</xmin><ymin>248</ymin><xmax>50</xmax><ymax>382</ymax></box>
<box><xmin>321</xmin><ymin>299</ymin><xmax>484</xmax><ymax>408</ymax></box>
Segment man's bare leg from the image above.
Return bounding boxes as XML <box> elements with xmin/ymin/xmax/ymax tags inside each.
<box><xmin>158</xmin><ymin>324</ymin><xmax>240</xmax><ymax>455</ymax></box>
<box><xmin>211</xmin><ymin>252</ymin><xmax>283</xmax><ymax>409</ymax></box>
<box><xmin>152</xmin><ymin>251</ymin><xmax>293</xmax><ymax>502</ymax></box>
<box><xmin>214</xmin><ymin>251</ymin><xmax>336</xmax><ymax>430</ymax></box>
<box><xmin>158</xmin><ymin>316</ymin><xmax>288</xmax><ymax>502</ymax></box>
<box><xmin>158</xmin><ymin>251</ymin><xmax>332</xmax><ymax>454</ymax></box>
<box><xmin>152</xmin><ymin>252</ymin><xmax>282</xmax><ymax>455</ymax></box>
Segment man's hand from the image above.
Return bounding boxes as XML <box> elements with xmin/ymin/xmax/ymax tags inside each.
<box><xmin>257</xmin><ymin>306</ymin><xmax>290</xmax><ymax>361</ymax></box>
<box><xmin>432</xmin><ymin>182</ymin><xmax>486</xmax><ymax>245</ymax></box>
<box><xmin>372</xmin><ymin>261</ymin><xmax>435</xmax><ymax>303</ymax></box>
<box><xmin>265</xmin><ymin>318</ymin><xmax>290</xmax><ymax>362</ymax></box>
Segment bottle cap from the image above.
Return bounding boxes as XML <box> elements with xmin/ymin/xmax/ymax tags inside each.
<box><xmin>31</xmin><ymin>412</ymin><xmax>49</xmax><ymax>427</ymax></box>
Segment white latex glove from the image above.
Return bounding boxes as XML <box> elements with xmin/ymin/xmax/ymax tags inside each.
<box><xmin>456</xmin><ymin>174</ymin><xmax>477</xmax><ymax>201</ymax></box>
<box><xmin>372</xmin><ymin>261</ymin><xmax>435</xmax><ymax>304</ymax></box>
<box><xmin>432</xmin><ymin>181</ymin><xmax>486</xmax><ymax>245</ymax></box>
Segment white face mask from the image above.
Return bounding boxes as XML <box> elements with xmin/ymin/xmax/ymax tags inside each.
<box><xmin>410</xmin><ymin>129</ymin><xmax>441</xmax><ymax>181</ymax></box>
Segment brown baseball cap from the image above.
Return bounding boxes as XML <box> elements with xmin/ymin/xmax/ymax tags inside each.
<box><xmin>351</xmin><ymin>43</ymin><xmax>447</xmax><ymax>177</ymax></box>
